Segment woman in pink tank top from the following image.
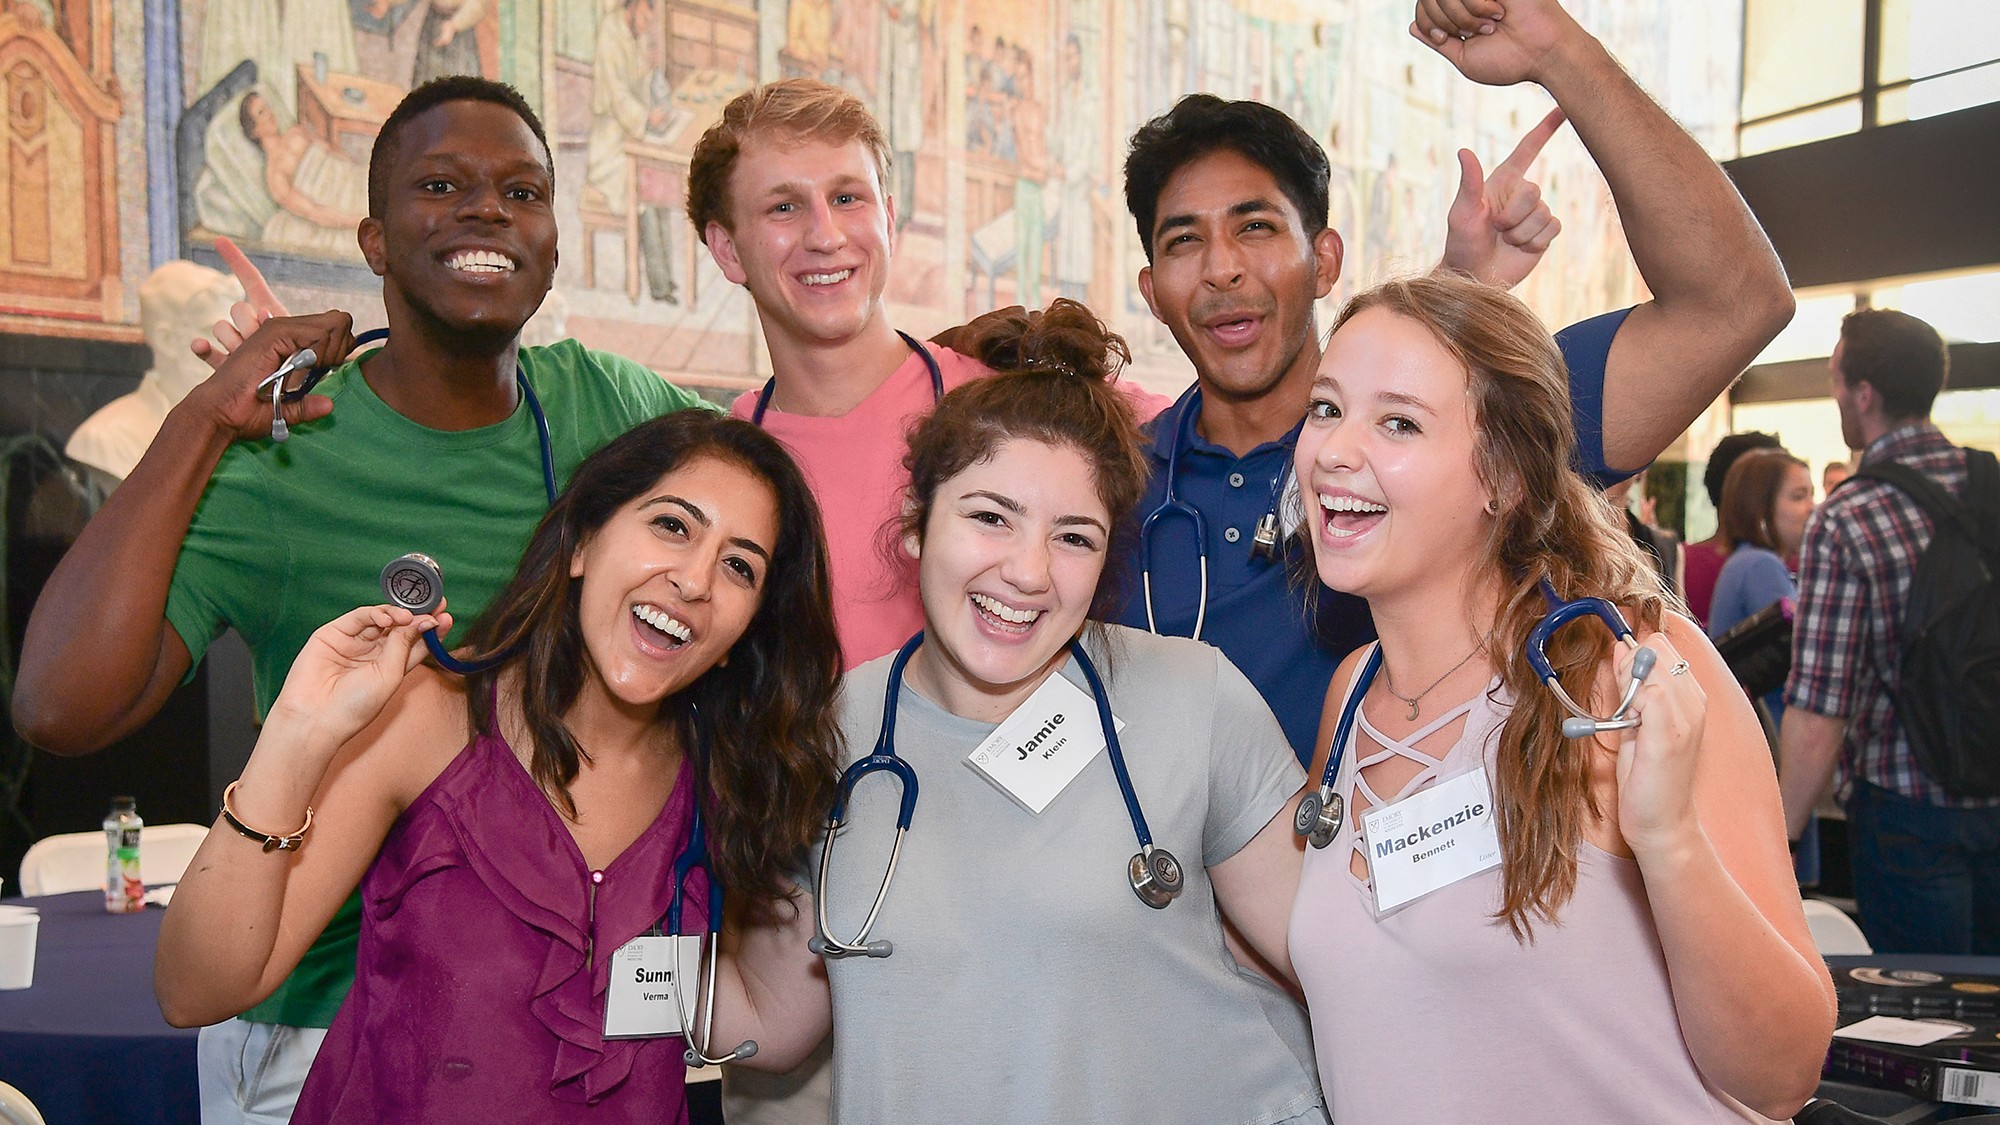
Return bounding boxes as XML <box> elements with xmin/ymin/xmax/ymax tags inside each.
<box><xmin>1286</xmin><ymin>274</ymin><xmax>1835</xmax><ymax>1123</ymax></box>
<box><xmin>157</xmin><ymin>412</ymin><xmax>845</xmax><ymax>1123</ymax></box>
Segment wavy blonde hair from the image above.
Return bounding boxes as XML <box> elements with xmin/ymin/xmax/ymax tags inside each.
<box><xmin>1327</xmin><ymin>274</ymin><xmax>1666</xmax><ymax>939</ymax></box>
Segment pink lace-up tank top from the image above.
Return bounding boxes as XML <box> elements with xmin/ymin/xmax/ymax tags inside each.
<box><xmin>1288</xmin><ymin>644</ymin><xmax>1777</xmax><ymax>1124</ymax></box>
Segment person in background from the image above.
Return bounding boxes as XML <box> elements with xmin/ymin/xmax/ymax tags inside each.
<box><xmin>1708</xmin><ymin>446</ymin><xmax>1817</xmax><ymax>883</ymax></box>
<box><xmin>156</xmin><ymin>412</ymin><xmax>842</xmax><ymax>1122</ymax></box>
<box><xmin>1682</xmin><ymin>431</ymin><xmax>1784</xmax><ymax>628</ymax></box>
<box><xmin>1605</xmin><ymin>469</ymin><xmax>1680</xmax><ymax>598</ymax></box>
<box><xmin>1289</xmin><ymin>273</ymin><xmax>1832</xmax><ymax>1123</ymax></box>
<box><xmin>1780</xmin><ymin>309</ymin><xmax>2000</xmax><ymax>954</ymax></box>
<box><xmin>1822</xmin><ymin>459</ymin><xmax>1853</xmax><ymax>498</ymax></box>
<box><xmin>1709</xmin><ymin>448</ymin><xmax>1813</xmax><ymax>649</ymax></box>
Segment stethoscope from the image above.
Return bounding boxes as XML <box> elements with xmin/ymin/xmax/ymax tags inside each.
<box><xmin>1294</xmin><ymin>582</ymin><xmax>1657</xmax><ymax>849</ymax></box>
<box><xmin>337</xmin><ymin>329</ymin><xmax>556</xmax><ymax>675</ymax></box>
<box><xmin>809</xmin><ymin>631</ymin><xmax>1184</xmax><ymax>960</ymax></box>
<box><xmin>665</xmin><ymin>796</ymin><xmax>757</xmax><ymax>1067</ymax></box>
<box><xmin>748</xmin><ymin>330</ymin><xmax>942</xmax><ymax>425</ymax></box>
<box><xmin>1139</xmin><ymin>387</ymin><xmax>1294</xmax><ymax>642</ymax></box>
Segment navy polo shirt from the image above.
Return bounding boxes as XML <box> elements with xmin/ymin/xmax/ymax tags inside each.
<box><xmin>1107</xmin><ymin>308</ymin><xmax>1633</xmax><ymax>764</ymax></box>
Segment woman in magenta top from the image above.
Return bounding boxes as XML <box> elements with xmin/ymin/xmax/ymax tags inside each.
<box><xmin>157</xmin><ymin>412</ymin><xmax>843</xmax><ymax>1122</ymax></box>
<box><xmin>1286</xmin><ymin>275</ymin><xmax>1834</xmax><ymax>1123</ymax></box>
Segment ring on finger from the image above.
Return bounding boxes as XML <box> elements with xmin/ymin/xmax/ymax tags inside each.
<box><xmin>1668</xmin><ymin>659</ymin><xmax>1690</xmax><ymax>677</ymax></box>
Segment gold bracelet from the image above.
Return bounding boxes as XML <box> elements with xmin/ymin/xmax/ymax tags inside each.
<box><xmin>220</xmin><ymin>780</ymin><xmax>313</xmax><ymax>853</ymax></box>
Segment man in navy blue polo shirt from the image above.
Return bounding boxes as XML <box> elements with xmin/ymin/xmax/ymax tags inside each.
<box><xmin>1112</xmin><ymin>0</ymin><xmax>1797</xmax><ymax>763</ymax></box>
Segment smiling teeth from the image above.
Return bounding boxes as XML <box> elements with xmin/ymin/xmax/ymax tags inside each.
<box><xmin>632</xmin><ymin>604</ymin><xmax>691</xmax><ymax>643</ymax></box>
<box><xmin>1319</xmin><ymin>495</ymin><xmax>1388</xmax><ymax>514</ymax></box>
<box><xmin>446</xmin><ymin>249</ymin><xmax>515</xmax><ymax>273</ymax></box>
<box><xmin>801</xmin><ymin>270</ymin><xmax>852</xmax><ymax>286</ymax></box>
<box><xmin>971</xmin><ymin>592</ymin><xmax>1041</xmax><ymax>625</ymax></box>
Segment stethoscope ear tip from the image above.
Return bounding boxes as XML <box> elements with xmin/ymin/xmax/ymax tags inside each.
<box><xmin>1560</xmin><ymin>716</ymin><xmax>1602</xmax><ymax>740</ymax></box>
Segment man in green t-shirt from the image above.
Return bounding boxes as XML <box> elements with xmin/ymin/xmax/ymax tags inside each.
<box><xmin>14</xmin><ymin>77</ymin><xmax>711</xmax><ymax>1124</ymax></box>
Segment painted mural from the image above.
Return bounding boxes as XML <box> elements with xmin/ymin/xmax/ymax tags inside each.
<box><xmin>0</xmin><ymin>0</ymin><xmax>1742</xmax><ymax>389</ymax></box>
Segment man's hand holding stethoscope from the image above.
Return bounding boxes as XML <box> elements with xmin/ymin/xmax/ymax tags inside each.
<box><xmin>182</xmin><ymin>309</ymin><xmax>357</xmax><ymax>445</ymax></box>
<box><xmin>1606</xmin><ymin>631</ymin><xmax>1709</xmax><ymax>862</ymax></box>
<box><xmin>177</xmin><ymin>236</ymin><xmax>359</xmax><ymax>443</ymax></box>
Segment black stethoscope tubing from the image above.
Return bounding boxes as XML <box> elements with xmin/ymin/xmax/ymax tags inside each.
<box><xmin>748</xmin><ymin>330</ymin><xmax>942</xmax><ymax>426</ymax></box>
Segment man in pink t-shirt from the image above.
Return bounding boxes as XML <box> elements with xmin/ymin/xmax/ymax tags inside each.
<box><xmin>688</xmin><ymin>79</ymin><xmax>1163</xmax><ymax>671</ymax></box>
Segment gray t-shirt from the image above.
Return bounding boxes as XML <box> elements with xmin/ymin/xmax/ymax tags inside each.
<box><xmin>818</xmin><ymin>624</ymin><xmax>1321</xmax><ymax>1124</ymax></box>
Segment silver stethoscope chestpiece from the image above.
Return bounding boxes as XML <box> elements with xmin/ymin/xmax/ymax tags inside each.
<box><xmin>1295</xmin><ymin>787</ymin><xmax>1344</xmax><ymax>850</ymax></box>
<box><xmin>1127</xmin><ymin>846</ymin><xmax>1184</xmax><ymax>909</ymax></box>
<box><xmin>380</xmin><ymin>552</ymin><xmax>446</xmax><ymax>615</ymax></box>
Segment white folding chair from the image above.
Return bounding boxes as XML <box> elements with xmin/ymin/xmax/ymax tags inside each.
<box><xmin>1802</xmin><ymin>897</ymin><xmax>1872</xmax><ymax>956</ymax></box>
<box><xmin>16</xmin><ymin>831</ymin><xmax>102</xmax><ymax>896</ymax></box>
<box><xmin>0</xmin><ymin>1080</ymin><xmax>47</xmax><ymax>1125</ymax></box>
<box><xmin>18</xmin><ymin>823</ymin><xmax>211</xmax><ymax>896</ymax></box>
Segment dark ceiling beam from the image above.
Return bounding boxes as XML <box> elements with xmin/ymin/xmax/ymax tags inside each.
<box><xmin>1724</xmin><ymin>101</ymin><xmax>2000</xmax><ymax>291</ymax></box>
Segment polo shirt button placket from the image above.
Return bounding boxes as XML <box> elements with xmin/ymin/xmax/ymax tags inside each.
<box><xmin>1224</xmin><ymin>527</ymin><xmax>1241</xmax><ymax>544</ymax></box>
<box><xmin>1228</xmin><ymin>472</ymin><xmax>1245</xmax><ymax>487</ymax></box>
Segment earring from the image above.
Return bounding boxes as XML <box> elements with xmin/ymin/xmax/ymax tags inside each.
<box><xmin>1484</xmin><ymin>498</ymin><xmax>1501</xmax><ymax>515</ymax></box>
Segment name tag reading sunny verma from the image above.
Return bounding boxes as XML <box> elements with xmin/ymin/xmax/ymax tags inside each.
<box><xmin>1361</xmin><ymin>767</ymin><xmax>1502</xmax><ymax>915</ymax></box>
<box><xmin>964</xmin><ymin>671</ymin><xmax>1123</xmax><ymax>813</ymax></box>
<box><xmin>604</xmin><ymin>934</ymin><xmax>704</xmax><ymax>1039</ymax></box>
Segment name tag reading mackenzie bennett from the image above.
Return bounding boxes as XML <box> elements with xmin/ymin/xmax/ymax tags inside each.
<box><xmin>964</xmin><ymin>671</ymin><xmax>1123</xmax><ymax>814</ymax></box>
<box><xmin>1361</xmin><ymin>767</ymin><xmax>1502</xmax><ymax>914</ymax></box>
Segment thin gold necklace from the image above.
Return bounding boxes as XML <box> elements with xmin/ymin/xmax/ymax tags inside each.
<box><xmin>1380</xmin><ymin>636</ymin><xmax>1488</xmax><ymax>721</ymax></box>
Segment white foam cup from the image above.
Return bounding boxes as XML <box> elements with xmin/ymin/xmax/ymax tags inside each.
<box><xmin>0</xmin><ymin>905</ymin><xmax>39</xmax><ymax>989</ymax></box>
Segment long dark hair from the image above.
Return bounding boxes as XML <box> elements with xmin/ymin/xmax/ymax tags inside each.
<box><xmin>460</xmin><ymin>411</ymin><xmax>842</xmax><ymax>907</ymax></box>
<box><xmin>1323</xmin><ymin>275</ymin><xmax>1665</xmax><ymax>939</ymax></box>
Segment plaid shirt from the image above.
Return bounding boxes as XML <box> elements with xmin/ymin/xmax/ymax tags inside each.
<box><xmin>1786</xmin><ymin>421</ymin><xmax>2000</xmax><ymax>807</ymax></box>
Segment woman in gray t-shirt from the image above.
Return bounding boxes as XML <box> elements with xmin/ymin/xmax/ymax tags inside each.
<box><xmin>716</xmin><ymin>300</ymin><xmax>1323</xmax><ymax>1125</ymax></box>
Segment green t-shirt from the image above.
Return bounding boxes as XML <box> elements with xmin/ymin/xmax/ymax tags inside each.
<box><xmin>165</xmin><ymin>338</ymin><xmax>715</xmax><ymax>1028</ymax></box>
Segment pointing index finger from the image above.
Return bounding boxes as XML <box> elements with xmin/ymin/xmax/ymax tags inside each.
<box><xmin>1495</xmin><ymin>107</ymin><xmax>1566</xmax><ymax>178</ymax></box>
<box><xmin>215</xmin><ymin>236</ymin><xmax>290</xmax><ymax>318</ymax></box>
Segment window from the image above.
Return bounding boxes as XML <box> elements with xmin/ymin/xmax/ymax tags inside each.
<box><xmin>1739</xmin><ymin>0</ymin><xmax>2000</xmax><ymax>155</ymax></box>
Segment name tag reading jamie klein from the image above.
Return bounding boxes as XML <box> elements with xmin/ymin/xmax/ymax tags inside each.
<box><xmin>604</xmin><ymin>934</ymin><xmax>704</xmax><ymax>1039</ymax></box>
<box><xmin>1361</xmin><ymin>767</ymin><xmax>1502</xmax><ymax>915</ymax></box>
<box><xmin>964</xmin><ymin>672</ymin><xmax>1123</xmax><ymax>814</ymax></box>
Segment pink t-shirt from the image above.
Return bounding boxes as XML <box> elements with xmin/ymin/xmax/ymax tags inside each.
<box><xmin>733</xmin><ymin>342</ymin><xmax>1171</xmax><ymax>670</ymax></box>
<box><xmin>732</xmin><ymin>344</ymin><xmax>990</xmax><ymax>669</ymax></box>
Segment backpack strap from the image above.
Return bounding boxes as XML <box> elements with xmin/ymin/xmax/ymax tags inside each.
<box><xmin>1851</xmin><ymin>448</ymin><xmax>2000</xmax><ymax>559</ymax></box>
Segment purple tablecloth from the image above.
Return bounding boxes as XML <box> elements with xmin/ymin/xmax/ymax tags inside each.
<box><xmin>0</xmin><ymin>890</ymin><xmax>197</xmax><ymax>1125</ymax></box>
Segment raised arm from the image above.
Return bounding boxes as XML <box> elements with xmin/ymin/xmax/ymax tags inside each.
<box><xmin>1417</xmin><ymin>0</ymin><xmax>1795</xmax><ymax>471</ymax></box>
<box><xmin>13</xmin><ymin>312</ymin><xmax>355</xmax><ymax>754</ymax></box>
<box><xmin>155</xmin><ymin>605</ymin><xmax>459</xmax><ymax>1027</ymax></box>
<box><xmin>1605</xmin><ymin>614</ymin><xmax>1835</xmax><ymax>1119</ymax></box>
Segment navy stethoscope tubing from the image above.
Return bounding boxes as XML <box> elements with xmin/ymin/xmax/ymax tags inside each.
<box><xmin>666</xmin><ymin>796</ymin><xmax>757</xmax><ymax>1066</ymax></box>
<box><xmin>346</xmin><ymin>328</ymin><xmax>557</xmax><ymax>675</ymax></box>
<box><xmin>1140</xmin><ymin>387</ymin><xmax>1296</xmax><ymax>642</ymax></box>
<box><xmin>1142</xmin><ymin>389</ymin><xmax>1211</xmax><ymax>640</ymax></box>
<box><xmin>748</xmin><ymin>330</ymin><xmax>942</xmax><ymax>425</ymax></box>
<box><xmin>810</xmin><ymin>630</ymin><xmax>1185</xmax><ymax>959</ymax></box>
<box><xmin>1294</xmin><ymin>582</ymin><xmax>1657</xmax><ymax>849</ymax></box>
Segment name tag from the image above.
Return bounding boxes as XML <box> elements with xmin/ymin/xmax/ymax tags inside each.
<box><xmin>603</xmin><ymin>934</ymin><xmax>704</xmax><ymax>1039</ymax></box>
<box><xmin>964</xmin><ymin>671</ymin><xmax>1121</xmax><ymax>814</ymax></box>
<box><xmin>1361</xmin><ymin>767</ymin><xmax>1502</xmax><ymax>915</ymax></box>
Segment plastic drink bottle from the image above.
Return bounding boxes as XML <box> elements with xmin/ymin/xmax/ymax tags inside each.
<box><xmin>104</xmin><ymin>796</ymin><xmax>144</xmax><ymax>913</ymax></box>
